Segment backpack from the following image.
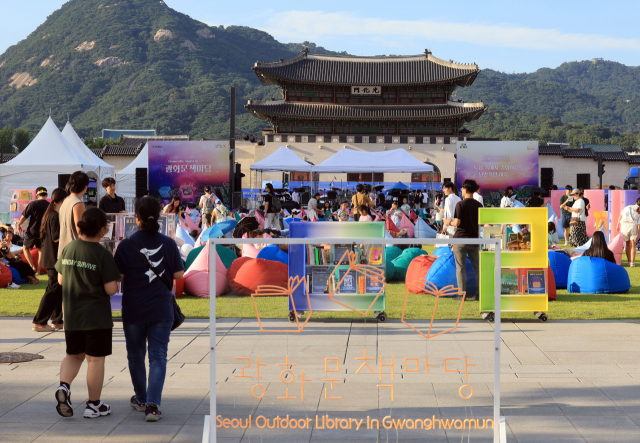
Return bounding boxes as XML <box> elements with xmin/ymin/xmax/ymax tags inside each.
<box><xmin>202</xmin><ymin>195</ymin><xmax>215</xmax><ymax>214</ymax></box>
<box><xmin>271</xmin><ymin>193</ymin><xmax>282</xmax><ymax>212</ymax></box>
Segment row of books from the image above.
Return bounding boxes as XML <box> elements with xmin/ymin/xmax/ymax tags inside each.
<box><xmin>500</xmin><ymin>269</ymin><xmax>546</xmax><ymax>295</ymax></box>
<box><xmin>306</xmin><ymin>266</ymin><xmax>384</xmax><ymax>294</ymax></box>
<box><xmin>306</xmin><ymin>244</ymin><xmax>384</xmax><ymax>266</ymax></box>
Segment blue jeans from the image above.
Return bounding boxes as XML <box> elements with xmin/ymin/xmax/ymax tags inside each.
<box><xmin>123</xmin><ymin>320</ymin><xmax>172</xmax><ymax>407</ymax></box>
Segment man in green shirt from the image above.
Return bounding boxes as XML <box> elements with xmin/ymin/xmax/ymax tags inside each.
<box><xmin>559</xmin><ymin>185</ymin><xmax>573</xmax><ymax>246</ymax></box>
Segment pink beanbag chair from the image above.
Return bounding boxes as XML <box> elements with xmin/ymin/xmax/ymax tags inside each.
<box><xmin>255</xmin><ymin>211</ymin><xmax>265</xmax><ymax>228</ymax></box>
<box><xmin>184</xmin><ymin>214</ymin><xmax>201</xmax><ymax>233</ymax></box>
<box><xmin>400</xmin><ymin>215</ymin><xmax>415</xmax><ymax>238</ymax></box>
<box><xmin>608</xmin><ymin>233</ymin><xmax>624</xmax><ymax>265</ymax></box>
<box><xmin>409</xmin><ymin>211</ymin><xmax>418</xmax><ymax>223</ymax></box>
<box><xmin>242</xmin><ymin>243</ymin><xmax>260</xmax><ymax>258</ymax></box>
<box><xmin>183</xmin><ymin>243</ymin><xmax>229</xmax><ymax>297</ymax></box>
<box><xmin>228</xmin><ymin>257</ymin><xmax>288</xmax><ymax>295</ymax></box>
<box><xmin>373</xmin><ymin>213</ymin><xmax>383</xmax><ymax>222</ymax></box>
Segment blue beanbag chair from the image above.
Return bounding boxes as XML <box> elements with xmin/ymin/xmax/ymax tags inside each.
<box><xmin>9</xmin><ymin>267</ymin><xmax>28</xmax><ymax>284</ymax></box>
<box><xmin>414</xmin><ymin>217</ymin><xmax>437</xmax><ymax>239</ymax></box>
<box><xmin>567</xmin><ymin>256</ymin><xmax>630</xmax><ymax>294</ymax></box>
<box><xmin>176</xmin><ymin>225</ymin><xmax>195</xmax><ymax>247</ymax></box>
<box><xmin>548</xmin><ymin>250</ymin><xmax>571</xmax><ymax>289</ymax></box>
<box><xmin>256</xmin><ymin>245</ymin><xmax>288</xmax><ymax>265</ymax></box>
<box><xmin>391</xmin><ymin>248</ymin><xmax>427</xmax><ymax>281</ymax></box>
<box><xmin>424</xmin><ymin>253</ymin><xmax>476</xmax><ymax>296</ymax></box>
<box><xmin>432</xmin><ymin>246</ymin><xmax>451</xmax><ymax>257</ymax></box>
<box><xmin>283</xmin><ymin>217</ymin><xmax>301</xmax><ymax>229</ymax></box>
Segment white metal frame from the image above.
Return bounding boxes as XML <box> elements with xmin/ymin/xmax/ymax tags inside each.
<box><xmin>203</xmin><ymin>237</ymin><xmax>504</xmax><ymax>443</ymax></box>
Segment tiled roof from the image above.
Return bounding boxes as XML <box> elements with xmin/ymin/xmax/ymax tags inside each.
<box><xmin>253</xmin><ymin>51</ymin><xmax>480</xmax><ymax>87</ymax></box>
<box><xmin>102</xmin><ymin>145</ymin><xmax>143</xmax><ymax>156</ymax></box>
<box><xmin>539</xmin><ymin>146</ymin><xmax>631</xmax><ymax>162</ymax></box>
<box><xmin>91</xmin><ymin>149</ymin><xmax>104</xmax><ymax>158</ymax></box>
<box><xmin>562</xmin><ymin>148</ymin><xmax>595</xmax><ymax>158</ymax></box>
<box><xmin>628</xmin><ymin>155</ymin><xmax>640</xmax><ymax>164</ymax></box>
<box><xmin>246</xmin><ymin>101</ymin><xmax>487</xmax><ymax>121</ymax></box>
<box><xmin>539</xmin><ymin>145</ymin><xmax>562</xmax><ymax>155</ymax></box>
<box><xmin>581</xmin><ymin>144</ymin><xmax>622</xmax><ymax>152</ymax></box>
<box><xmin>600</xmin><ymin>151</ymin><xmax>630</xmax><ymax>161</ymax></box>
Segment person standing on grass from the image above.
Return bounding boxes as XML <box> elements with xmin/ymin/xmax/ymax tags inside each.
<box><xmin>18</xmin><ymin>186</ymin><xmax>49</xmax><ymax>274</ymax></box>
<box><xmin>199</xmin><ymin>186</ymin><xmax>216</xmax><ymax>228</ymax></box>
<box><xmin>449</xmin><ymin>179</ymin><xmax>483</xmax><ymax>301</ymax></box>
<box><xmin>58</xmin><ymin>172</ymin><xmax>89</xmax><ymax>258</ymax></box>
<box><xmin>98</xmin><ymin>177</ymin><xmax>127</xmax><ymax>214</ymax></box>
<box><xmin>114</xmin><ymin>197</ymin><xmax>184</xmax><ymax>422</ymax></box>
<box><xmin>263</xmin><ymin>183</ymin><xmax>279</xmax><ymax>229</ymax></box>
<box><xmin>563</xmin><ymin>189</ymin><xmax>588</xmax><ymax>248</ymax></box>
<box><xmin>616</xmin><ymin>197</ymin><xmax>640</xmax><ymax>267</ymax></box>
<box><xmin>559</xmin><ymin>185</ymin><xmax>573</xmax><ymax>246</ymax></box>
<box><xmin>32</xmin><ymin>188</ymin><xmax>67</xmax><ymax>332</ymax></box>
<box><xmin>54</xmin><ymin>208</ymin><xmax>121</xmax><ymax>419</ymax></box>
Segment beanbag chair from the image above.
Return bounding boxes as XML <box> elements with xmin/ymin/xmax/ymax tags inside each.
<box><xmin>9</xmin><ymin>267</ymin><xmax>28</xmax><ymax>285</ymax></box>
<box><xmin>391</xmin><ymin>248</ymin><xmax>428</xmax><ymax>281</ymax></box>
<box><xmin>386</xmin><ymin>216</ymin><xmax>400</xmax><ymax>233</ymax></box>
<box><xmin>574</xmin><ymin>238</ymin><xmax>592</xmax><ymax>253</ymax></box>
<box><xmin>405</xmin><ymin>255</ymin><xmax>438</xmax><ymax>294</ymax></box>
<box><xmin>547</xmin><ymin>267</ymin><xmax>556</xmax><ymax>301</ymax></box>
<box><xmin>0</xmin><ymin>263</ymin><xmax>12</xmax><ymax>288</ymax></box>
<box><xmin>513</xmin><ymin>200</ymin><xmax>525</xmax><ymax>208</ymax></box>
<box><xmin>228</xmin><ymin>257</ymin><xmax>288</xmax><ymax>295</ymax></box>
<box><xmin>567</xmin><ymin>256</ymin><xmax>630</xmax><ymax>294</ymax></box>
<box><xmin>257</xmin><ymin>245</ymin><xmax>288</xmax><ymax>265</ymax></box>
<box><xmin>255</xmin><ymin>210</ymin><xmax>265</xmax><ymax>228</ymax></box>
<box><xmin>183</xmin><ymin>243</ymin><xmax>229</xmax><ymax>297</ymax></box>
<box><xmin>409</xmin><ymin>211</ymin><xmax>418</xmax><ymax>223</ymax></box>
<box><xmin>384</xmin><ymin>246</ymin><xmax>402</xmax><ymax>281</ymax></box>
<box><xmin>20</xmin><ymin>248</ymin><xmax>46</xmax><ymax>274</ymax></box>
<box><xmin>242</xmin><ymin>243</ymin><xmax>260</xmax><ymax>258</ymax></box>
<box><xmin>608</xmin><ymin>233</ymin><xmax>624</xmax><ymax>266</ymax></box>
<box><xmin>433</xmin><ymin>246</ymin><xmax>451</xmax><ymax>257</ymax></box>
<box><xmin>425</xmin><ymin>253</ymin><xmax>477</xmax><ymax>296</ymax></box>
<box><xmin>184</xmin><ymin>214</ymin><xmax>201</xmax><ymax>233</ymax></box>
<box><xmin>548</xmin><ymin>251</ymin><xmax>571</xmax><ymax>288</ymax></box>
<box><xmin>384</xmin><ymin>230</ymin><xmax>393</xmax><ymax>239</ymax></box>
<box><xmin>181</xmin><ymin>243</ymin><xmax>194</xmax><ymax>258</ymax></box>
<box><xmin>400</xmin><ymin>215</ymin><xmax>415</xmax><ymax>238</ymax></box>
<box><xmin>414</xmin><ymin>217</ymin><xmax>437</xmax><ymax>239</ymax></box>
<box><xmin>174</xmin><ymin>278</ymin><xmax>184</xmax><ymax>298</ymax></box>
<box><xmin>185</xmin><ymin>245</ymin><xmax>204</xmax><ymax>270</ymax></box>
<box><xmin>176</xmin><ymin>225</ymin><xmax>195</xmax><ymax>247</ymax></box>
<box><xmin>216</xmin><ymin>245</ymin><xmax>237</xmax><ymax>271</ymax></box>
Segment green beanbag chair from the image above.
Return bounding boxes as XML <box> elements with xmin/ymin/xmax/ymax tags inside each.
<box><xmin>391</xmin><ymin>247</ymin><xmax>428</xmax><ymax>281</ymax></box>
<box><xmin>385</xmin><ymin>246</ymin><xmax>402</xmax><ymax>280</ymax></box>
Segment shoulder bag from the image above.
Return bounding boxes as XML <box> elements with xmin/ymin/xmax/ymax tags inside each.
<box><xmin>126</xmin><ymin>238</ymin><xmax>185</xmax><ymax>331</ymax></box>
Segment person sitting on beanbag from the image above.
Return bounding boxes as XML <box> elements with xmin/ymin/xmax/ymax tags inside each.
<box><xmin>581</xmin><ymin>231</ymin><xmax>615</xmax><ymax>263</ymax></box>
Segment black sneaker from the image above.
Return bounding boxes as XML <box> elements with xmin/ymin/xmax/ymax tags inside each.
<box><xmin>55</xmin><ymin>385</ymin><xmax>73</xmax><ymax>417</ymax></box>
<box><xmin>130</xmin><ymin>395</ymin><xmax>145</xmax><ymax>412</ymax></box>
<box><xmin>84</xmin><ymin>401</ymin><xmax>110</xmax><ymax>418</ymax></box>
<box><xmin>145</xmin><ymin>404</ymin><xmax>162</xmax><ymax>422</ymax></box>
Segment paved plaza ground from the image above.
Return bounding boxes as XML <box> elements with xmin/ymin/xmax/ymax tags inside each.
<box><xmin>2</xmin><ymin>317</ymin><xmax>640</xmax><ymax>442</ymax></box>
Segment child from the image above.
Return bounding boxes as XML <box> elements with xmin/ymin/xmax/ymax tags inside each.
<box><xmin>187</xmin><ymin>203</ymin><xmax>199</xmax><ymax>223</ymax></box>
<box><xmin>548</xmin><ymin>221</ymin><xmax>557</xmax><ymax>248</ymax></box>
<box><xmin>358</xmin><ymin>205</ymin><xmax>373</xmax><ymax>222</ymax></box>
<box><xmin>323</xmin><ymin>201</ymin><xmax>333</xmax><ymax>221</ymax></box>
<box><xmin>213</xmin><ymin>200</ymin><xmax>229</xmax><ymax>224</ymax></box>
<box><xmin>389</xmin><ymin>202</ymin><xmax>403</xmax><ymax>226</ymax></box>
<box><xmin>400</xmin><ymin>198</ymin><xmax>411</xmax><ymax>215</ymax></box>
<box><xmin>337</xmin><ymin>200</ymin><xmax>350</xmax><ymax>222</ymax></box>
<box><xmin>54</xmin><ymin>208</ymin><xmax>122</xmax><ymax>419</ymax></box>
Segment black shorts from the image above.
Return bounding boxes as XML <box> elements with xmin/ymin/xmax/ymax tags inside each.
<box><xmin>203</xmin><ymin>213</ymin><xmax>212</xmax><ymax>225</ymax></box>
<box><xmin>65</xmin><ymin>329</ymin><xmax>112</xmax><ymax>357</ymax></box>
<box><xmin>23</xmin><ymin>236</ymin><xmax>41</xmax><ymax>250</ymax></box>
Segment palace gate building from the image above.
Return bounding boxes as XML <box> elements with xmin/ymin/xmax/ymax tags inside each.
<box><xmin>244</xmin><ymin>49</ymin><xmax>486</xmax><ymax>188</ymax></box>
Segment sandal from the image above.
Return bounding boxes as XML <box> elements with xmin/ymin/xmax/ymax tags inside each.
<box><xmin>33</xmin><ymin>324</ymin><xmax>55</xmax><ymax>332</ymax></box>
<box><xmin>27</xmin><ymin>276</ymin><xmax>40</xmax><ymax>284</ymax></box>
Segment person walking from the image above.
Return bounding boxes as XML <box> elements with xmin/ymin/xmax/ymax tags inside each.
<box><xmin>473</xmin><ymin>186</ymin><xmax>484</xmax><ymax>206</ymax></box>
<box><xmin>616</xmin><ymin>197</ymin><xmax>640</xmax><ymax>267</ymax></box>
<box><xmin>307</xmin><ymin>192</ymin><xmax>322</xmax><ymax>221</ymax></box>
<box><xmin>199</xmin><ymin>186</ymin><xmax>216</xmax><ymax>228</ymax></box>
<box><xmin>54</xmin><ymin>208</ymin><xmax>121</xmax><ymax>419</ymax></box>
<box><xmin>114</xmin><ymin>197</ymin><xmax>184</xmax><ymax>421</ymax></box>
<box><xmin>98</xmin><ymin>177</ymin><xmax>127</xmax><ymax>213</ymax></box>
<box><xmin>18</xmin><ymin>186</ymin><xmax>49</xmax><ymax>274</ymax></box>
<box><xmin>500</xmin><ymin>189</ymin><xmax>514</xmax><ymax>208</ymax></box>
<box><xmin>563</xmin><ymin>189</ymin><xmax>588</xmax><ymax>247</ymax></box>
<box><xmin>351</xmin><ymin>184</ymin><xmax>371</xmax><ymax>221</ymax></box>
<box><xmin>449</xmin><ymin>180</ymin><xmax>483</xmax><ymax>301</ymax></box>
<box><xmin>263</xmin><ymin>183</ymin><xmax>279</xmax><ymax>229</ymax></box>
<box><xmin>559</xmin><ymin>185</ymin><xmax>573</xmax><ymax>246</ymax></box>
<box><xmin>441</xmin><ymin>182</ymin><xmax>461</xmax><ymax>237</ymax></box>
<box><xmin>58</xmin><ymin>172</ymin><xmax>89</xmax><ymax>257</ymax></box>
<box><xmin>32</xmin><ymin>188</ymin><xmax>67</xmax><ymax>332</ymax></box>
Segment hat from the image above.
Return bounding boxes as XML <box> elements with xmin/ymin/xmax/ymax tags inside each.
<box><xmin>36</xmin><ymin>187</ymin><xmax>48</xmax><ymax>196</ymax></box>
<box><xmin>570</xmin><ymin>189</ymin><xmax>580</xmax><ymax>195</ymax></box>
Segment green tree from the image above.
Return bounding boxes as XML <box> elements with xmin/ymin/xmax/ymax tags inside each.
<box><xmin>0</xmin><ymin>126</ymin><xmax>15</xmax><ymax>154</ymax></box>
<box><xmin>13</xmin><ymin>129</ymin><xmax>31</xmax><ymax>152</ymax></box>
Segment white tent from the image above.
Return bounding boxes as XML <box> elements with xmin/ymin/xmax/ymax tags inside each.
<box><xmin>0</xmin><ymin>117</ymin><xmax>98</xmax><ymax>211</ymax></box>
<box><xmin>250</xmin><ymin>146</ymin><xmax>312</xmax><ymax>172</ymax></box>
<box><xmin>62</xmin><ymin>121</ymin><xmax>116</xmax><ymax>199</ymax></box>
<box><xmin>115</xmin><ymin>143</ymin><xmax>148</xmax><ymax>198</ymax></box>
<box><xmin>311</xmin><ymin>147</ymin><xmax>434</xmax><ymax>173</ymax></box>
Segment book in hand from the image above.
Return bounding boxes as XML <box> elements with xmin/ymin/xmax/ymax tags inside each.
<box><xmin>527</xmin><ymin>270</ymin><xmax>546</xmax><ymax>295</ymax></box>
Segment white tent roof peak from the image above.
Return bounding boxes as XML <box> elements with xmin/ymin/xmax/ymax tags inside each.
<box><xmin>250</xmin><ymin>145</ymin><xmax>312</xmax><ymax>172</ymax></box>
<box><xmin>114</xmin><ymin>143</ymin><xmax>149</xmax><ymax>199</ymax></box>
<box><xmin>62</xmin><ymin>121</ymin><xmax>113</xmax><ymax>169</ymax></box>
<box><xmin>311</xmin><ymin>147</ymin><xmax>434</xmax><ymax>173</ymax></box>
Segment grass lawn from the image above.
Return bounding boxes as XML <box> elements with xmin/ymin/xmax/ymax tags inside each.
<box><xmin>2</xmin><ymin>251</ymin><xmax>640</xmax><ymax>321</ymax></box>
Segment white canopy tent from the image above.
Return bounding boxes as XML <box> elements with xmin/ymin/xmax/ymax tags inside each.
<box><xmin>62</xmin><ymin>121</ymin><xmax>116</xmax><ymax>199</ymax></box>
<box><xmin>249</xmin><ymin>146</ymin><xmax>312</xmax><ymax>200</ymax></box>
<box><xmin>311</xmin><ymin>147</ymin><xmax>434</xmax><ymax>173</ymax></box>
<box><xmin>0</xmin><ymin>117</ymin><xmax>98</xmax><ymax>211</ymax></box>
<box><xmin>115</xmin><ymin>143</ymin><xmax>148</xmax><ymax>199</ymax></box>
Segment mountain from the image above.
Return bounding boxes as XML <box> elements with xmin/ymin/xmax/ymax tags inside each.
<box><xmin>0</xmin><ymin>0</ymin><xmax>638</xmax><ymax>149</ymax></box>
<box><xmin>0</xmin><ymin>0</ymin><xmax>344</xmax><ymax>139</ymax></box>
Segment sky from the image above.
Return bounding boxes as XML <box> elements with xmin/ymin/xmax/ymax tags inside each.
<box><xmin>1</xmin><ymin>0</ymin><xmax>639</xmax><ymax>73</ymax></box>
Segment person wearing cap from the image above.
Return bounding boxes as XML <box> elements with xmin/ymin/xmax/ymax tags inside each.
<box><xmin>561</xmin><ymin>188</ymin><xmax>588</xmax><ymax>247</ymax></box>
<box><xmin>616</xmin><ymin>197</ymin><xmax>640</xmax><ymax>267</ymax></box>
<box><xmin>18</xmin><ymin>187</ymin><xmax>49</xmax><ymax>274</ymax></box>
<box><xmin>98</xmin><ymin>177</ymin><xmax>127</xmax><ymax>214</ymax></box>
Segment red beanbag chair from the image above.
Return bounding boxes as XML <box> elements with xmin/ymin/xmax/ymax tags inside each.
<box><xmin>174</xmin><ymin>278</ymin><xmax>185</xmax><ymax>298</ymax></box>
<box><xmin>227</xmin><ymin>257</ymin><xmax>288</xmax><ymax>295</ymax></box>
<box><xmin>547</xmin><ymin>266</ymin><xmax>556</xmax><ymax>301</ymax></box>
<box><xmin>20</xmin><ymin>248</ymin><xmax>46</xmax><ymax>274</ymax></box>
<box><xmin>0</xmin><ymin>263</ymin><xmax>12</xmax><ymax>288</ymax></box>
<box><xmin>405</xmin><ymin>255</ymin><xmax>437</xmax><ymax>293</ymax></box>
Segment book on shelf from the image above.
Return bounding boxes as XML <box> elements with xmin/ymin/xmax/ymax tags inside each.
<box><xmin>368</xmin><ymin>247</ymin><xmax>383</xmax><ymax>265</ymax></box>
<box><xmin>311</xmin><ymin>267</ymin><xmax>332</xmax><ymax>293</ymax></box>
<box><xmin>334</xmin><ymin>244</ymin><xmax>354</xmax><ymax>265</ymax></box>
<box><xmin>365</xmin><ymin>274</ymin><xmax>383</xmax><ymax>293</ymax></box>
<box><xmin>527</xmin><ymin>270</ymin><xmax>546</xmax><ymax>295</ymax></box>
<box><xmin>500</xmin><ymin>269</ymin><xmax>518</xmax><ymax>295</ymax></box>
<box><xmin>337</xmin><ymin>268</ymin><xmax>357</xmax><ymax>293</ymax></box>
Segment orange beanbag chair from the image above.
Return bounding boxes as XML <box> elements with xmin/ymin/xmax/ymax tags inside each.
<box><xmin>405</xmin><ymin>255</ymin><xmax>437</xmax><ymax>294</ymax></box>
<box><xmin>227</xmin><ymin>257</ymin><xmax>288</xmax><ymax>295</ymax></box>
<box><xmin>547</xmin><ymin>266</ymin><xmax>556</xmax><ymax>301</ymax></box>
<box><xmin>0</xmin><ymin>263</ymin><xmax>12</xmax><ymax>288</ymax></box>
<box><xmin>20</xmin><ymin>248</ymin><xmax>46</xmax><ymax>274</ymax></box>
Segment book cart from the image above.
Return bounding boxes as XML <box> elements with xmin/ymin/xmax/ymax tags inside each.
<box><xmin>288</xmin><ymin>222</ymin><xmax>387</xmax><ymax>322</ymax></box>
<box><xmin>478</xmin><ymin>208</ymin><xmax>550</xmax><ymax>323</ymax></box>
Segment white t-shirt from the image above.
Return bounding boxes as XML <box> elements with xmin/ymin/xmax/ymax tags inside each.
<box><xmin>443</xmin><ymin>194</ymin><xmax>461</xmax><ymax>220</ymax></box>
<box><xmin>307</xmin><ymin>198</ymin><xmax>318</xmax><ymax>213</ymax></box>
<box><xmin>500</xmin><ymin>196</ymin><xmax>514</xmax><ymax>208</ymax></box>
<box><xmin>473</xmin><ymin>192</ymin><xmax>484</xmax><ymax>206</ymax></box>
<box><xmin>291</xmin><ymin>192</ymin><xmax>300</xmax><ymax>203</ymax></box>
<box><xmin>571</xmin><ymin>199</ymin><xmax>587</xmax><ymax>221</ymax></box>
<box><xmin>620</xmin><ymin>205</ymin><xmax>640</xmax><ymax>224</ymax></box>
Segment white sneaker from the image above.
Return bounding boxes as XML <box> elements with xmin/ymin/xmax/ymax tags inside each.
<box><xmin>84</xmin><ymin>400</ymin><xmax>110</xmax><ymax>418</ymax></box>
<box><xmin>7</xmin><ymin>282</ymin><xmax>20</xmax><ymax>289</ymax></box>
<box><xmin>564</xmin><ymin>241</ymin><xmax>568</xmax><ymax>246</ymax></box>
<box><xmin>630</xmin><ymin>263</ymin><xmax>635</xmax><ymax>267</ymax></box>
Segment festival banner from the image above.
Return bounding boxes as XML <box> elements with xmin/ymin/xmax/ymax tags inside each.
<box><xmin>148</xmin><ymin>140</ymin><xmax>230</xmax><ymax>206</ymax></box>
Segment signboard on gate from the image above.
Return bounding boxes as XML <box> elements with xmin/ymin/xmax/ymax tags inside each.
<box><xmin>148</xmin><ymin>140</ymin><xmax>230</xmax><ymax>206</ymax></box>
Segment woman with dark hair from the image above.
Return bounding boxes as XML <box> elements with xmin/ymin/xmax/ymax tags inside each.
<box><xmin>582</xmin><ymin>231</ymin><xmax>616</xmax><ymax>263</ymax></box>
<box><xmin>114</xmin><ymin>197</ymin><xmax>184</xmax><ymax>422</ymax></box>
<box><xmin>358</xmin><ymin>205</ymin><xmax>373</xmax><ymax>222</ymax></box>
<box><xmin>0</xmin><ymin>239</ymin><xmax>39</xmax><ymax>285</ymax></box>
<box><xmin>58</xmin><ymin>171</ymin><xmax>89</xmax><ymax>257</ymax></box>
<box><xmin>162</xmin><ymin>196</ymin><xmax>181</xmax><ymax>215</ymax></box>
<box><xmin>563</xmin><ymin>189</ymin><xmax>588</xmax><ymax>247</ymax></box>
<box><xmin>32</xmin><ymin>188</ymin><xmax>68</xmax><ymax>332</ymax></box>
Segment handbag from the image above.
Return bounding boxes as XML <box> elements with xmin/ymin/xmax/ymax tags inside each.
<box><xmin>570</xmin><ymin>219</ymin><xmax>579</xmax><ymax>226</ymax></box>
<box><xmin>126</xmin><ymin>239</ymin><xmax>185</xmax><ymax>331</ymax></box>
